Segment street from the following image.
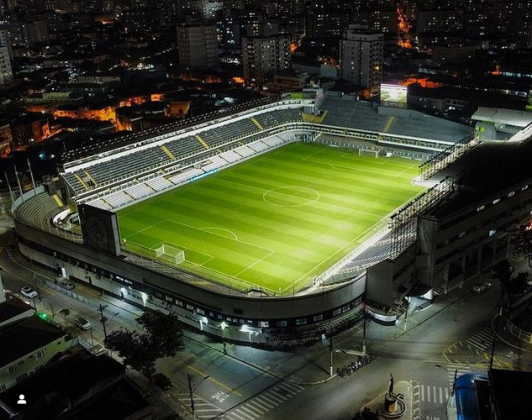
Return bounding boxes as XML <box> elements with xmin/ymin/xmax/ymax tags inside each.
<box><xmin>1</xmin><ymin>217</ymin><xmax>530</xmax><ymax>420</ymax></box>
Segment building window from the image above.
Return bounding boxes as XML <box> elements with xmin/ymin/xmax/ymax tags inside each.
<box><xmin>313</xmin><ymin>314</ymin><xmax>324</xmax><ymax>322</ymax></box>
<box><xmin>8</xmin><ymin>365</ymin><xmax>16</xmax><ymax>374</ymax></box>
<box><xmin>34</xmin><ymin>350</ymin><xmax>45</xmax><ymax>360</ymax></box>
<box><xmin>16</xmin><ymin>373</ymin><xmax>28</xmax><ymax>383</ymax></box>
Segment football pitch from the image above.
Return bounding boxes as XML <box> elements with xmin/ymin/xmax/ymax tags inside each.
<box><xmin>118</xmin><ymin>142</ymin><xmax>424</xmax><ymax>295</ymax></box>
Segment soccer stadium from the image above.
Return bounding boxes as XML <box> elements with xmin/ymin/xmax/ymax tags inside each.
<box><xmin>16</xmin><ymin>92</ymin><xmax>532</xmax><ymax>346</ymax></box>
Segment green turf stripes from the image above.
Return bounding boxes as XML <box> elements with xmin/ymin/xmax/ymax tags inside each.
<box><xmin>118</xmin><ymin>142</ymin><xmax>423</xmax><ymax>294</ymax></box>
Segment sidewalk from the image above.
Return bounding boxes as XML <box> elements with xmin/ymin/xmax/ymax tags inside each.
<box><xmin>8</xmin><ymin>237</ymin><xmax>476</xmax><ymax>386</ymax></box>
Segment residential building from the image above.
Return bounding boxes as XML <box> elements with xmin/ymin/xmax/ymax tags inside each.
<box><xmin>0</xmin><ymin>283</ymin><xmax>77</xmax><ymax>392</ymax></box>
<box><xmin>0</xmin><ymin>29</ymin><xmax>13</xmax><ymax>88</ymax></box>
<box><xmin>340</xmin><ymin>25</ymin><xmax>383</xmax><ymax>97</ymax></box>
<box><xmin>177</xmin><ymin>24</ymin><xmax>219</xmax><ymax>70</ymax></box>
<box><xmin>242</xmin><ymin>34</ymin><xmax>291</xmax><ymax>87</ymax></box>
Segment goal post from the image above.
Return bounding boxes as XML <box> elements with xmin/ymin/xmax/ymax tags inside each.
<box><xmin>154</xmin><ymin>243</ymin><xmax>185</xmax><ymax>265</ymax></box>
<box><xmin>359</xmin><ymin>148</ymin><xmax>379</xmax><ymax>158</ymax></box>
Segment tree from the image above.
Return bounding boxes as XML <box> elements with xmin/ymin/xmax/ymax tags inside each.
<box><xmin>137</xmin><ymin>310</ymin><xmax>185</xmax><ymax>358</ymax></box>
<box><xmin>512</xmin><ymin>224</ymin><xmax>532</xmax><ymax>267</ymax></box>
<box><xmin>352</xmin><ymin>407</ymin><xmax>380</xmax><ymax>420</ymax></box>
<box><xmin>104</xmin><ymin>311</ymin><xmax>184</xmax><ymax>375</ymax></box>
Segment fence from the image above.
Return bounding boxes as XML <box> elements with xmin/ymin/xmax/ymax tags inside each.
<box><xmin>121</xmin><ymin>241</ymin><xmax>270</xmax><ymax>296</ymax></box>
<box><xmin>506</xmin><ymin>318</ymin><xmax>532</xmax><ymax>344</ymax></box>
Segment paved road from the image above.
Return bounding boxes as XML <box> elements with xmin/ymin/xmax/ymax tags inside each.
<box><xmin>1</xmin><ymin>217</ymin><xmax>530</xmax><ymax>420</ymax></box>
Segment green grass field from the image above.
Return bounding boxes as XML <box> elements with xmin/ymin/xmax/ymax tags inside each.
<box><xmin>118</xmin><ymin>142</ymin><xmax>423</xmax><ymax>294</ymax></box>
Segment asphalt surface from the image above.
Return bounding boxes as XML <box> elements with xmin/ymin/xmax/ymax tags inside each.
<box><xmin>1</xmin><ymin>217</ymin><xmax>531</xmax><ymax>420</ymax></box>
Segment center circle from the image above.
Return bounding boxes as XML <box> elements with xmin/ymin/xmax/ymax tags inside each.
<box><xmin>263</xmin><ymin>186</ymin><xmax>320</xmax><ymax>207</ymax></box>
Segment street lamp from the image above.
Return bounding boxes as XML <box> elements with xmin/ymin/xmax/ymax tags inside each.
<box><xmin>220</xmin><ymin>322</ymin><xmax>227</xmax><ymax>354</ymax></box>
<box><xmin>188</xmin><ymin>374</ymin><xmax>210</xmax><ymax>420</ymax></box>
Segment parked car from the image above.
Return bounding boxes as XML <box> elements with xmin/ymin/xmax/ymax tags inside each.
<box><xmin>74</xmin><ymin>316</ymin><xmax>92</xmax><ymax>330</ymax></box>
<box><xmin>153</xmin><ymin>372</ymin><xmax>172</xmax><ymax>390</ymax></box>
<box><xmin>60</xmin><ymin>281</ymin><xmax>75</xmax><ymax>290</ymax></box>
<box><xmin>88</xmin><ymin>344</ymin><xmax>107</xmax><ymax>356</ymax></box>
<box><xmin>20</xmin><ymin>286</ymin><xmax>38</xmax><ymax>299</ymax></box>
<box><xmin>472</xmin><ymin>282</ymin><xmax>491</xmax><ymax>295</ymax></box>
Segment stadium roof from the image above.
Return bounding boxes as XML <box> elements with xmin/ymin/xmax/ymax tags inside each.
<box><xmin>319</xmin><ymin>96</ymin><xmax>473</xmax><ymax>143</ymax></box>
<box><xmin>427</xmin><ymin>139</ymin><xmax>532</xmax><ymax>218</ymax></box>
<box><xmin>471</xmin><ymin>107</ymin><xmax>532</xmax><ymax>128</ymax></box>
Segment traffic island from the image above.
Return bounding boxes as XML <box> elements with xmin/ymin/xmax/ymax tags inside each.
<box><xmin>354</xmin><ymin>380</ymin><xmax>412</xmax><ymax>420</ymax></box>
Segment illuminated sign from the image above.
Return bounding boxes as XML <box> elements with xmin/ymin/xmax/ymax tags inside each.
<box><xmin>380</xmin><ymin>84</ymin><xmax>408</xmax><ymax>109</ymax></box>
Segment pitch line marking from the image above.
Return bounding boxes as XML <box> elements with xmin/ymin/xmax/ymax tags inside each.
<box><xmin>277</xmin><ymin>185</ymin><xmax>422</xmax><ymax>294</ymax></box>
<box><xmin>218</xmin><ymin>177</ymin><xmax>384</xmax><ymax>218</ymax></box>
<box><xmin>234</xmin><ymin>250</ymin><xmax>275</xmax><ymax>277</ymax></box>
<box><xmin>262</xmin><ymin>186</ymin><xmax>321</xmax><ymax>207</ymax></box>
<box><xmin>163</xmin><ymin>219</ymin><xmax>275</xmax><ymax>254</ymax></box>
<box><xmin>202</xmin><ymin>227</ymin><xmax>239</xmax><ymax>241</ymax></box>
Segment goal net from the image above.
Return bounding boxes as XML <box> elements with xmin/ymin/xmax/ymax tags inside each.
<box><xmin>154</xmin><ymin>244</ymin><xmax>185</xmax><ymax>265</ymax></box>
<box><xmin>359</xmin><ymin>149</ymin><xmax>379</xmax><ymax>158</ymax></box>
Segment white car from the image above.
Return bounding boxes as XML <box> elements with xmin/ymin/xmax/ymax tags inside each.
<box><xmin>472</xmin><ymin>282</ymin><xmax>492</xmax><ymax>295</ymax></box>
<box><xmin>20</xmin><ymin>286</ymin><xmax>38</xmax><ymax>299</ymax></box>
<box><xmin>74</xmin><ymin>316</ymin><xmax>92</xmax><ymax>330</ymax></box>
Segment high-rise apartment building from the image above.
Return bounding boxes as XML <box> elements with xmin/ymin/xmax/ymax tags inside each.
<box><xmin>242</xmin><ymin>34</ymin><xmax>290</xmax><ymax>87</ymax></box>
<box><xmin>340</xmin><ymin>25</ymin><xmax>383</xmax><ymax>97</ymax></box>
<box><xmin>0</xmin><ymin>30</ymin><xmax>13</xmax><ymax>88</ymax></box>
<box><xmin>177</xmin><ymin>24</ymin><xmax>219</xmax><ymax>70</ymax></box>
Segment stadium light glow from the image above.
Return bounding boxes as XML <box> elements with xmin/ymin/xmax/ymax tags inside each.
<box><xmin>141</xmin><ymin>292</ymin><xmax>147</xmax><ymax>306</ymax></box>
<box><xmin>240</xmin><ymin>324</ymin><xmax>250</xmax><ymax>332</ymax></box>
<box><xmin>220</xmin><ymin>322</ymin><xmax>227</xmax><ymax>330</ymax></box>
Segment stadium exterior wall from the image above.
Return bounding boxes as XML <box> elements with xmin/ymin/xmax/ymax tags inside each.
<box><xmin>14</xmin><ymin>218</ymin><xmax>366</xmax><ymax>346</ymax></box>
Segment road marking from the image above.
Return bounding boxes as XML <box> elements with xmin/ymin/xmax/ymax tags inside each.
<box><xmin>257</xmin><ymin>393</ymin><xmax>279</xmax><ymax>406</ymax></box>
<box><xmin>234</xmin><ymin>408</ymin><xmax>255</xmax><ymax>420</ymax></box>
<box><xmin>243</xmin><ymin>404</ymin><xmax>265</xmax><ymax>415</ymax></box>
<box><xmin>228</xmin><ymin>411</ymin><xmax>248</xmax><ymax>420</ymax></box>
<box><xmin>239</xmin><ymin>406</ymin><xmax>259</xmax><ymax>418</ymax></box>
<box><xmin>187</xmin><ymin>365</ymin><xmax>242</xmax><ymax>396</ymax></box>
<box><xmin>265</xmin><ymin>391</ymin><xmax>286</xmax><ymax>403</ymax></box>
<box><xmin>247</xmin><ymin>400</ymin><xmax>268</xmax><ymax>413</ymax></box>
<box><xmin>272</xmin><ymin>387</ymin><xmax>289</xmax><ymax>400</ymax></box>
<box><xmin>421</xmin><ymin>384</ymin><xmax>424</xmax><ymax>401</ymax></box>
<box><xmin>252</xmin><ymin>397</ymin><xmax>275</xmax><ymax>409</ymax></box>
<box><xmin>280</xmin><ymin>382</ymin><xmax>304</xmax><ymax>392</ymax></box>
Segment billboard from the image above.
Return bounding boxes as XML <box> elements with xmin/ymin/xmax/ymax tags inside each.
<box><xmin>380</xmin><ymin>84</ymin><xmax>408</xmax><ymax>109</ymax></box>
<box><xmin>78</xmin><ymin>204</ymin><xmax>121</xmax><ymax>256</ymax></box>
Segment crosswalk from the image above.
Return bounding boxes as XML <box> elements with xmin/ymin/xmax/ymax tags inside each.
<box><xmin>419</xmin><ymin>384</ymin><xmax>449</xmax><ymax>404</ymax></box>
<box><xmin>176</xmin><ymin>381</ymin><xmax>305</xmax><ymax>420</ymax></box>
<box><xmin>446</xmin><ymin>362</ymin><xmax>471</xmax><ymax>388</ymax></box>
<box><xmin>226</xmin><ymin>381</ymin><xmax>305</xmax><ymax>420</ymax></box>
<box><xmin>426</xmin><ymin>416</ymin><xmax>441</xmax><ymax>420</ymax></box>
<box><xmin>465</xmin><ymin>327</ymin><xmax>495</xmax><ymax>353</ymax></box>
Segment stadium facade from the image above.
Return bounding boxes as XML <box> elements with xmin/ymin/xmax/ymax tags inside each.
<box><xmin>13</xmin><ymin>92</ymin><xmax>532</xmax><ymax>346</ymax></box>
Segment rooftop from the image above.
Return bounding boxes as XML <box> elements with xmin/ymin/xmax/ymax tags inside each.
<box><xmin>472</xmin><ymin>107</ymin><xmax>532</xmax><ymax>127</ymax></box>
<box><xmin>490</xmin><ymin>369</ymin><xmax>532</xmax><ymax>420</ymax></box>
<box><xmin>0</xmin><ymin>294</ymin><xmax>33</xmax><ymax>326</ymax></box>
<box><xmin>0</xmin><ymin>351</ymin><xmax>150</xmax><ymax>420</ymax></box>
<box><xmin>0</xmin><ymin>315</ymin><xmax>68</xmax><ymax>367</ymax></box>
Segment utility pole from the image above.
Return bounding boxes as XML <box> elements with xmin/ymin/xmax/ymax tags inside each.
<box><xmin>98</xmin><ymin>304</ymin><xmax>108</xmax><ymax>339</ymax></box>
<box><xmin>188</xmin><ymin>374</ymin><xmax>195</xmax><ymax>420</ymax></box>
<box><xmin>362</xmin><ymin>304</ymin><xmax>367</xmax><ymax>355</ymax></box>
<box><xmin>329</xmin><ymin>328</ymin><xmax>333</xmax><ymax>377</ymax></box>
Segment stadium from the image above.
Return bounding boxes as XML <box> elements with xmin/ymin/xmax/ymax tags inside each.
<box><xmin>14</xmin><ymin>92</ymin><xmax>532</xmax><ymax>346</ymax></box>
